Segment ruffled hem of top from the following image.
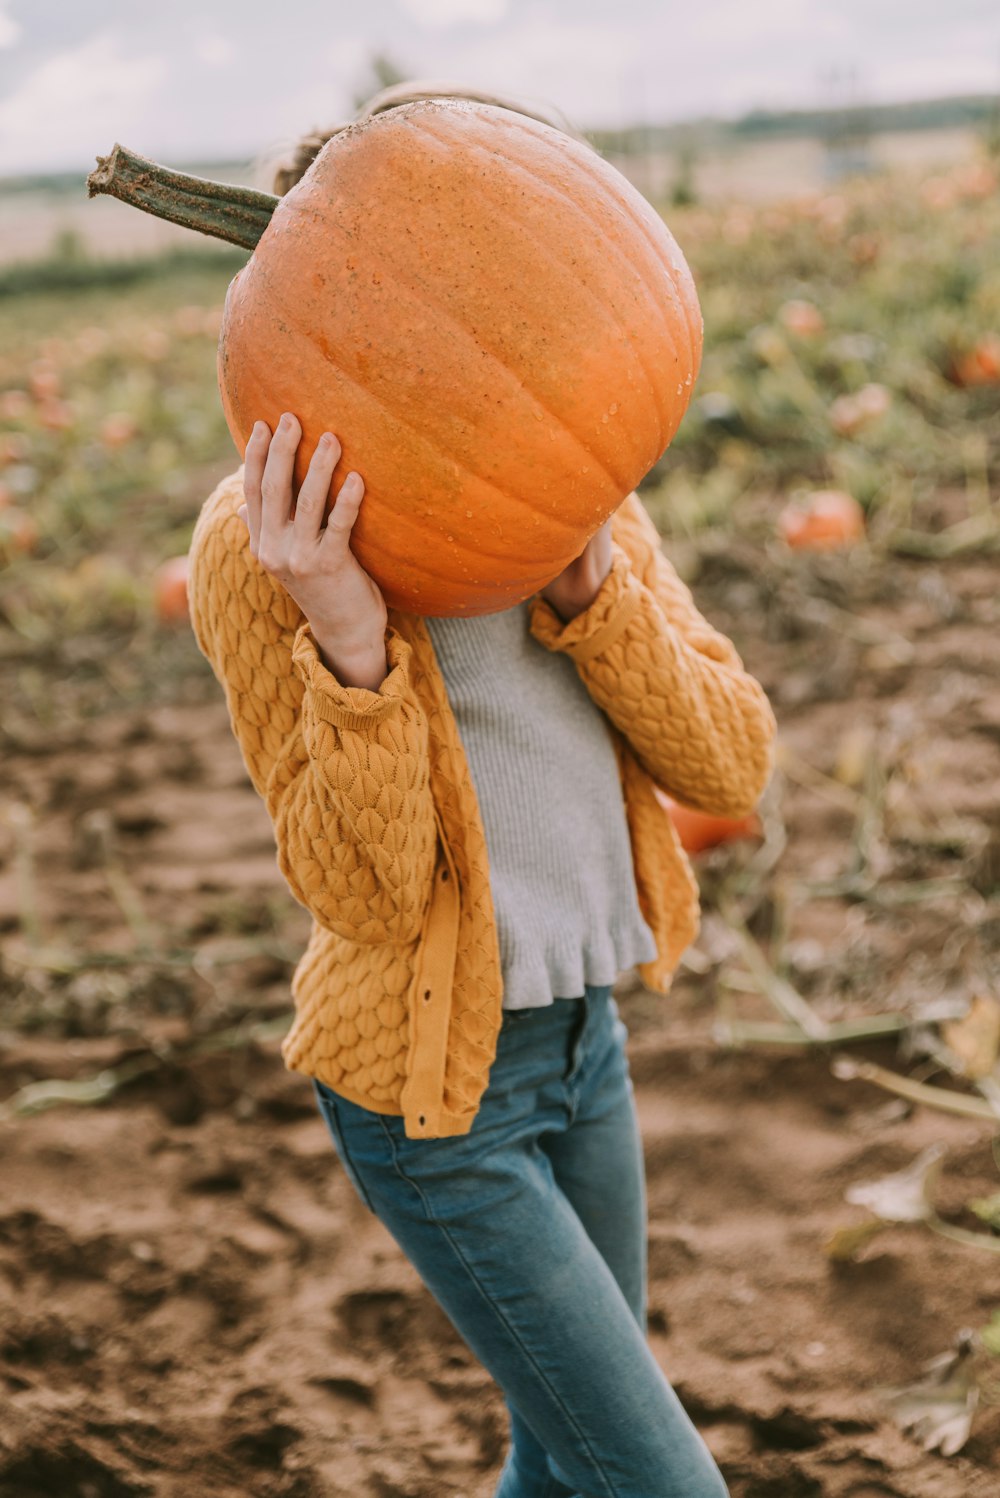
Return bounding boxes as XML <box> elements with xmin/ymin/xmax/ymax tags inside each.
<box><xmin>500</xmin><ymin>921</ymin><xmax>659</xmax><ymax>1011</ymax></box>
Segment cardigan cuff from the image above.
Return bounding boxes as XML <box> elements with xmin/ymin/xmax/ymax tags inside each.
<box><xmin>291</xmin><ymin>620</ymin><xmax>411</xmax><ymax>727</ymax></box>
<box><xmin>527</xmin><ymin>543</ymin><xmax>643</xmax><ymax>665</ymax></box>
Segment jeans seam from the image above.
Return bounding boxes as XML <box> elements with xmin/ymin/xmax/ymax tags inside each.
<box><xmin>375</xmin><ymin>1112</ymin><xmax>443</xmax><ymax>1224</ymax></box>
<box><xmin>538</xmin><ymin>1469</ymin><xmax>575</xmax><ymax>1498</ymax></box>
<box><xmin>375</xmin><ymin>1115</ymin><xmax>618</xmax><ymax>1498</ymax></box>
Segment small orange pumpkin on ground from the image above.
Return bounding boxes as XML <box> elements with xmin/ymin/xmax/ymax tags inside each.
<box><xmin>950</xmin><ymin>161</ymin><xmax>998</xmax><ymax>200</ymax></box>
<box><xmin>154</xmin><ymin>555</ymin><xmax>190</xmax><ymax>623</ymax></box>
<box><xmin>0</xmin><ymin>433</ymin><xmax>28</xmax><ymax>466</ymax></box>
<box><xmin>653</xmin><ymin>786</ymin><xmax>762</xmax><ymax>854</ymax></box>
<box><xmin>920</xmin><ymin>176</ymin><xmax>956</xmax><ymax>211</ymax></box>
<box><xmin>847</xmin><ymin>233</ymin><xmax>880</xmax><ymax>266</ymax></box>
<box><xmin>100</xmin><ymin>412</ymin><xmax>139</xmax><ymax>449</ymax></box>
<box><xmin>778</xmin><ymin>299</ymin><xmax>825</xmax><ymax>337</ymax></box>
<box><xmin>829</xmin><ymin>383</ymin><xmax>891</xmax><ymax>437</ymax></box>
<box><xmin>778</xmin><ymin>490</ymin><xmax>865</xmax><ymax>550</ymax></box>
<box><xmin>0</xmin><ymin>506</ymin><xmax>39</xmax><ymax>559</ymax></box>
<box><xmin>28</xmin><ymin>361</ymin><xmax>61</xmax><ymax>403</ymax></box>
<box><xmin>949</xmin><ymin>335</ymin><xmax>1000</xmax><ymax>388</ymax></box>
<box><xmin>0</xmin><ymin>390</ymin><xmax>32</xmax><ymax>421</ymax></box>
<box><xmin>37</xmin><ymin>399</ymin><xmax>76</xmax><ymax>432</ymax></box>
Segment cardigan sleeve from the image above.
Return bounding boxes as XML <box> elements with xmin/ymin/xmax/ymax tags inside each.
<box><xmin>527</xmin><ymin>492</ymin><xmax>777</xmax><ymax>819</ymax></box>
<box><xmin>186</xmin><ymin>470</ymin><xmax>438</xmax><ymax>944</ymax></box>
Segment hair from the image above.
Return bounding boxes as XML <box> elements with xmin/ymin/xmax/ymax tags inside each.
<box><xmin>257</xmin><ymin>78</ymin><xmax>595</xmax><ymax>197</ymax></box>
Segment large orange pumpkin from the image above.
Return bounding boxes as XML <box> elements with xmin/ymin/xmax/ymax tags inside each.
<box><xmin>89</xmin><ymin>101</ymin><xmax>702</xmax><ymax>616</ymax></box>
<box><xmin>221</xmin><ymin>101</ymin><xmax>701</xmax><ymax>614</ymax></box>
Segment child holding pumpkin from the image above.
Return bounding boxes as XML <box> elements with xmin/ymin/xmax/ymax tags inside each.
<box><xmin>189</xmin><ymin>80</ymin><xmax>776</xmax><ymax>1498</ymax></box>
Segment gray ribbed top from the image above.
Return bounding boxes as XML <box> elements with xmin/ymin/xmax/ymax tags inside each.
<box><xmin>425</xmin><ymin>601</ymin><xmax>658</xmax><ymax>1010</ymax></box>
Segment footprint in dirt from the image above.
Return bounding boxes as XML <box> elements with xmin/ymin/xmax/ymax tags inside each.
<box><xmin>223</xmin><ymin>1384</ymin><xmax>304</xmax><ymax>1472</ymax></box>
<box><xmin>0</xmin><ymin>1444</ymin><xmax>150</xmax><ymax>1498</ymax></box>
<box><xmin>2</xmin><ymin>1310</ymin><xmax>96</xmax><ymax>1374</ymax></box>
<box><xmin>335</xmin><ymin>1287</ymin><xmax>418</xmax><ymax>1345</ymax></box>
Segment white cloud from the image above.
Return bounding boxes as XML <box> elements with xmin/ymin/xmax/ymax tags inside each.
<box><xmin>406</xmin><ymin>11</ymin><xmax>638</xmax><ymax>125</ymax></box>
<box><xmin>398</xmin><ymin>0</ymin><xmax>508</xmax><ymax>27</ymax></box>
<box><xmin>2</xmin><ymin>1</ymin><xmax>998</xmax><ymax>175</ymax></box>
<box><xmin>680</xmin><ymin>0</ymin><xmax>850</xmax><ymax>47</ymax></box>
<box><xmin>195</xmin><ymin>33</ymin><xmax>235</xmax><ymax>68</ymax></box>
<box><xmin>866</xmin><ymin>52</ymin><xmax>1000</xmax><ymax>101</ymax></box>
<box><xmin>0</xmin><ymin>33</ymin><xmax>168</xmax><ymax>174</ymax></box>
<box><xmin>0</xmin><ymin>3</ymin><xmax>21</xmax><ymax>48</ymax></box>
<box><xmin>265</xmin><ymin>34</ymin><xmax>372</xmax><ymax>137</ymax></box>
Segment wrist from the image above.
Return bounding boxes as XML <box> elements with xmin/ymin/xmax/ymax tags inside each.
<box><xmin>541</xmin><ymin>570</ymin><xmax>608</xmax><ymax>624</ymax></box>
<box><xmin>541</xmin><ymin>594</ymin><xmax>586</xmax><ymax>624</ymax></box>
<box><xmin>307</xmin><ymin>606</ymin><xmax>387</xmax><ymax>650</ymax></box>
<box><xmin>311</xmin><ymin>626</ymin><xmax>389</xmax><ymax>691</ymax></box>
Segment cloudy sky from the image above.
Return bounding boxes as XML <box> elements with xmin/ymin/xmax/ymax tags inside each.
<box><xmin>1</xmin><ymin>0</ymin><xmax>998</xmax><ymax>175</ymax></box>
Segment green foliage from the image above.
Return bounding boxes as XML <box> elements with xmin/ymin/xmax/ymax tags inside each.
<box><xmin>969</xmin><ymin>1192</ymin><xmax>1000</xmax><ymax>1231</ymax></box>
<box><xmin>669</xmin><ymin>144</ymin><xmax>699</xmax><ymax>208</ymax></box>
<box><xmin>641</xmin><ymin>162</ymin><xmax>1000</xmax><ymax>538</ymax></box>
<box><xmin>0</xmin><ymin>261</ymin><xmax>237</xmax><ymax>684</ymax></box>
<box><xmin>587</xmin><ymin>93</ymin><xmax>999</xmax><ymax>158</ymax></box>
<box><xmin>1</xmin><ymin>157</ymin><xmax>999</xmax><ymax>706</ymax></box>
<box><xmin>979</xmin><ymin>103</ymin><xmax>1000</xmax><ymax>164</ymax></box>
<box><xmin>981</xmin><ymin>1311</ymin><xmax>1000</xmax><ymax>1358</ymax></box>
<box><xmin>0</xmin><ymin>241</ymin><xmax>248</xmax><ymax>299</ymax></box>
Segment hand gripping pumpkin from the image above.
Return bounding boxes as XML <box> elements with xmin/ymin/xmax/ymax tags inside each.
<box><xmin>89</xmin><ymin>99</ymin><xmax>702</xmax><ymax>615</ymax></box>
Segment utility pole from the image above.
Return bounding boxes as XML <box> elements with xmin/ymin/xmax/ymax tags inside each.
<box><xmin>818</xmin><ymin>62</ymin><xmax>873</xmax><ymax>184</ymax></box>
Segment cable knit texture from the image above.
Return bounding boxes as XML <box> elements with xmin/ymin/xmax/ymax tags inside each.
<box><xmin>187</xmin><ymin>468</ymin><xmax>778</xmax><ymax>1138</ymax></box>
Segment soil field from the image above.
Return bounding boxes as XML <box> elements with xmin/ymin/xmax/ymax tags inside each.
<box><xmin>2</xmin><ymin>496</ymin><xmax>999</xmax><ymax>1496</ymax></box>
<box><xmin>2</xmin><ymin>159</ymin><xmax>1000</xmax><ymax>1495</ymax></box>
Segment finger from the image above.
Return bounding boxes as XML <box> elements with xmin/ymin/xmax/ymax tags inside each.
<box><xmin>259</xmin><ymin>412</ymin><xmax>300</xmax><ymax>547</ymax></box>
<box><xmin>241</xmin><ymin>420</ymin><xmax>271</xmax><ymax>552</ymax></box>
<box><xmin>291</xmin><ymin>432</ymin><xmax>341</xmax><ymax>544</ymax></box>
<box><xmin>323</xmin><ymin>470</ymin><xmax>366</xmax><ymax>547</ymax></box>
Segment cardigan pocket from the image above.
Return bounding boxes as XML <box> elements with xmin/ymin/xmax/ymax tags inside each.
<box><xmin>313</xmin><ymin>1080</ymin><xmax>377</xmax><ymax>1214</ymax></box>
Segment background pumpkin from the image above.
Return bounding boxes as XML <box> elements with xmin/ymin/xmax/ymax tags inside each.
<box><xmin>653</xmin><ymin>787</ymin><xmax>763</xmax><ymax>854</ymax></box>
<box><xmin>91</xmin><ymin>99</ymin><xmax>703</xmax><ymax>616</ymax></box>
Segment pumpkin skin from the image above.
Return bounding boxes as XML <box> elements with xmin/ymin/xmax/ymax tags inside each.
<box><xmin>217</xmin><ymin>99</ymin><xmax>702</xmax><ymax>616</ymax></box>
<box><xmin>654</xmin><ymin>787</ymin><xmax>762</xmax><ymax>854</ymax></box>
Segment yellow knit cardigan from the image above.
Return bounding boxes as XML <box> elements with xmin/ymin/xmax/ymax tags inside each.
<box><xmin>188</xmin><ymin>469</ymin><xmax>777</xmax><ymax>1139</ymax></box>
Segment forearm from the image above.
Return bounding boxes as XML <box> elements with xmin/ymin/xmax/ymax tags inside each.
<box><xmin>530</xmin><ymin>544</ymin><xmax>777</xmax><ymax>817</ymax></box>
<box><xmin>266</xmin><ymin>727</ymin><xmax>437</xmax><ymax>942</ymax></box>
<box><xmin>580</xmin><ymin>581</ymin><xmax>776</xmax><ymax>815</ymax></box>
<box><xmin>188</xmin><ymin>487</ymin><xmax>437</xmax><ymax>941</ymax></box>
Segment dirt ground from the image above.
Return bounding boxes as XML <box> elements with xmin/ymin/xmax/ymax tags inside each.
<box><xmin>2</xmin><ymin>489</ymin><xmax>1000</xmax><ymax>1496</ymax></box>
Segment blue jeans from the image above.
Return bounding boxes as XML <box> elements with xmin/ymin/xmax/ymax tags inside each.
<box><xmin>313</xmin><ymin>984</ymin><xmax>729</xmax><ymax>1498</ymax></box>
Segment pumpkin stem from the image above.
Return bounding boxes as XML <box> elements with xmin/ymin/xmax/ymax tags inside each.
<box><xmin>86</xmin><ymin>144</ymin><xmax>278</xmax><ymax>251</ymax></box>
